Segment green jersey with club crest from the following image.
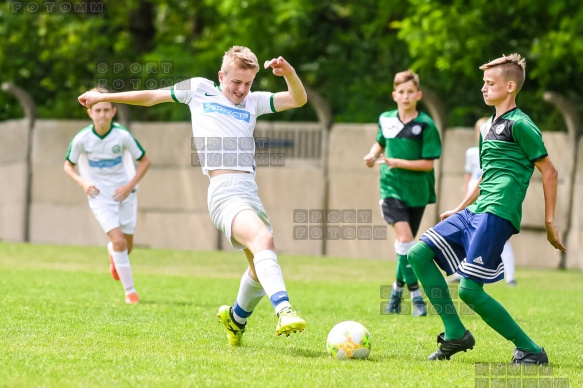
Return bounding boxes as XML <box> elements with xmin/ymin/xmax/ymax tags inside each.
<box><xmin>469</xmin><ymin>108</ymin><xmax>548</xmax><ymax>231</ymax></box>
<box><xmin>375</xmin><ymin>110</ymin><xmax>441</xmax><ymax>207</ymax></box>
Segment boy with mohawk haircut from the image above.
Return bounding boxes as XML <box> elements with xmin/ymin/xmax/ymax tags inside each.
<box><xmin>407</xmin><ymin>53</ymin><xmax>565</xmax><ymax>364</ymax></box>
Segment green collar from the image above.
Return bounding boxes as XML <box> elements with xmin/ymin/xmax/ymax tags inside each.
<box><xmin>92</xmin><ymin>122</ymin><xmax>114</xmax><ymax>139</ymax></box>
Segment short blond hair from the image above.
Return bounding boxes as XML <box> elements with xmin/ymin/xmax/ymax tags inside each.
<box><xmin>394</xmin><ymin>69</ymin><xmax>420</xmax><ymax>90</ymax></box>
<box><xmin>479</xmin><ymin>53</ymin><xmax>526</xmax><ymax>92</ymax></box>
<box><xmin>221</xmin><ymin>46</ymin><xmax>260</xmax><ymax>74</ymax></box>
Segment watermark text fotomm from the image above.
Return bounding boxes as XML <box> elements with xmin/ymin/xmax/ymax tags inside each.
<box><xmin>95</xmin><ymin>60</ymin><xmax>176</xmax><ymax>91</ymax></box>
<box><xmin>190</xmin><ymin>137</ymin><xmax>287</xmax><ymax>168</ymax></box>
<box><xmin>475</xmin><ymin>362</ymin><xmax>568</xmax><ymax>387</ymax></box>
<box><xmin>379</xmin><ymin>284</ymin><xmax>475</xmax><ymax>316</ymax></box>
<box><xmin>293</xmin><ymin>209</ymin><xmax>387</xmax><ymax>240</ymax></box>
<box><xmin>11</xmin><ymin>1</ymin><xmax>104</xmax><ymax>14</ymax></box>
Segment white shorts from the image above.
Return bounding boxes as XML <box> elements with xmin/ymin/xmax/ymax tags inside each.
<box><xmin>88</xmin><ymin>191</ymin><xmax>138</xmax><ymax>235</ymax></box>
<box><xmin>207</xmin><ymin>173</ymin><xmax>272</xmax><ymax>249</ymax></box>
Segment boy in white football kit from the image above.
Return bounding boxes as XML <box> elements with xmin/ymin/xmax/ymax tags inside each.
<box><xmin>78</xmin><ymin>46</ymin><xmax>308</xmax><ymax>345</ymax></box>
<box><xmin>64</xmin><ymin>93</ymin><xmax>151</xmax><ymax>304</ymax></box>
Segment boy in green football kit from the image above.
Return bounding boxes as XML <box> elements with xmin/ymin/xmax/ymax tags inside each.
<box><xmin>408</xmin><ymin>53</ymin><xmax>566</xmax><ymax>364</ymax></box>
<box><xmin>364</xmin><ymin>70</ymin><xmax>442</xmax><ymax>317</ymax></box>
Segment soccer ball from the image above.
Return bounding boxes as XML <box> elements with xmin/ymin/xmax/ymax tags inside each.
<box><xmin>326</xmin><ymin>321</ymin><xmax>372</xmax><ymax>360</ymax></box>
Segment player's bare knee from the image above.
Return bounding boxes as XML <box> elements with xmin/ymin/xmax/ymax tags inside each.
<box><xmin>251</xmin><ymin>229</ymin><xmax>275</xmax><ymax>252</ymax></box>
<box><xmin>111</xmin><ymin>237</ymin><xmax>128</xmax><ymax>252</ymax></box>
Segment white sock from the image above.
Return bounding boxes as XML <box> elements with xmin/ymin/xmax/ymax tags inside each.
<box><xmin>253</xmin><ymin>250</ymin><xmax>291</xmax><ymax>315</ymax></box>
<box><xmin>111</xmin><ymin>249</ymin><xmax>136</xmax><ymax>294</ymax></box>
<box><xmin>501</xmin><ymin>242</ymin><xmax>515</xmax><ymax>282</ymax></box>
<box><xmin>410</xmin><ymin>289</ymin><xmax>422</xmax><ymax>299</ymax></box>
<box><xmin>393</xmin><ymin>282</ymin><xmax>404</xmax><ymax>292</ymax></box>
<box><xmin>232</xmin><ymin>270</ymin><xmax>266</xmax><ymax>325</ymax></box>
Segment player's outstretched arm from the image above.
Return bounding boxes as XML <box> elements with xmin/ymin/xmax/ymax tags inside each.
<box><xmin>264</xmin><ymin>56</ymin><xmax>308</xmax><ymax>112</ymax></box>
<box><xmin>78</xmin><ymin>89</ymin><xmax>174</xmax><ymax>108</ymax></box>
<box><xmin>535</xmin><ymin>156</ymin><xmax>567</xmax><ymax>253</ymax></box>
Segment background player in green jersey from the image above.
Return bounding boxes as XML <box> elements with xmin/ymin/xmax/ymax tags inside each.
<box><xmin>408</xmin><ymin>53</ymin><xmax>566</xmax><ymax>364</ymax></box>
<box><xmin>363</xmin><ymin>70</ymin><xmax>442</xmax><ymax>317</ymax></box>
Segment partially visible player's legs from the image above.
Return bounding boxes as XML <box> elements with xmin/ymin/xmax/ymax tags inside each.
<box><xmin>217</xmin><ymin>250</ymin><xmax>266</xmax><ymax>346</ymax></box>
<box><xmin>501</xmin><ymin>241</ymin><xmax>516</xmax><ymax>285</ymax></box>
<box><xmin>231</xmin><ymin>210</ymin><xmax>305</xmax><ymax>337</ymax></box>
<box><xmin>381</xmin><ymin>200</ymin><xmax>426</xmax><ymax>315</ymax></box>
<box><xmin>387</xmin><ymin>255</ymin><xmax>404</xmax><ymax>314</ymax></box>
<box><xmin>394</xmin><ymin>221</ymin><xmax>426</xmax><ymax>316</ymax></box>
<box><xmin>232</xmin><ymin>250</ymin><xmax>267</xmax><ymax>326</ymax></box>
<box><xmin>107</xmin><ymin>241</ymin><xmax>119</xmax><ymax>281</ymax></box>
<box><xmin>458</xmin><ymin>278</ymin><xmax>546</xmax><ymax>363</ymax></box>
<box><xmin>408</xmin><ymin>241</ymin><xmax>466</xmax><ymax>339</ymax></box>
<box><xmin>217</xmin><ymin>250</ymin><xmax>269</xmax><ymax>346</ymax></box>
<box><xmin>409</xmin><ymin>241</ymin><xmax>475</xmax><ymax>360</ymax></box>
<box><xmin>380</xmin><ymin>199</ymin><xmax>404</xmax><ymax>313</ymax></box>
<box><xmin>107</xmin><ymin>227</ymin><xmax>139</xmax><ymax>304</ymax></box>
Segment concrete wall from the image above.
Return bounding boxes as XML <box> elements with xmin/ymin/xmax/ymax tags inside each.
<box><xmin>1</xmin><ymin>118</ymin><xmax>581</xmax><ymax>269</ymax></box>
<box><xmin>29</xmin><ymin>120</ymin><xmax>107</xmax><ymax>246</ymax></box>
<box><xmin>0</xmin><ymin>119</ymin><xmax>29</xmax><ymax>242</ymax></box>
<box><xmin>130</xmin><ymin>122</ymin><xmax>218</xmax><ymax>251</ymax></box>
<box><xmin>326</xmin><ymin>123</ymin><xmax>394</xmax><ymax>261</ymax></box>
<box><xmin>566</xmin><ymin>137</ymin><xmax>583</xmax><ymax>270</ymax></box>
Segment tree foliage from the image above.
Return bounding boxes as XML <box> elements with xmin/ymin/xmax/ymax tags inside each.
<box><xmin>1</xmin><ymin>0</ymin><xmax>581</xmax><ymax>129</ymax></box>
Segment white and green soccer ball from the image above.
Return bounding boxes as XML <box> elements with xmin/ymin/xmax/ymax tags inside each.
<box><xmin>326</xmin><ymin>321</ymin><xmax>372</xmax><ymax>360</ymax></box>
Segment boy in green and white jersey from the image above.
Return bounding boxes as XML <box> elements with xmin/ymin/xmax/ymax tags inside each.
<box><xmin>409</xmin><ymin>54</ymin><xmax>565</xmax><ymax>364</ymax></box>
<box><xmin>364</xmin><ymin>70</ymin><xmax>442</xmax><ymax>317</ymax></box>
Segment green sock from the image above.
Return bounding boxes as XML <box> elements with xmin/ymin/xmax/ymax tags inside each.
<box><xmin>395</xmin><ymin>258</ymin><xmax>405</xmax><ymax>285</ymax></box>
<box><xmin>458</xmin><ymin>278</ymin><xmax>542</xmax><ymax>353</ymax></box>
<box><xmin>408</xmin><ymin>242</ymin><xmax>466</xmax><ymax>340</ymax></box>
<box><xmin>397</xmin><ymin>254</ymin><xmax>419</xmax><ymax>285</ymax></box>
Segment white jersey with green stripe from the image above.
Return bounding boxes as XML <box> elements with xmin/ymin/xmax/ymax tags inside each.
<box><xmin>65</xmin><ymin>122</ymin><xmax>145</xmax><ymax>197</ymax></box>
<box><xmin>171</xmin><ymin>77</ymin><xmax>276</xmax><ymax>176</ymax></box>
<box><xmin>468</xmin><ymin>108</ymin><xmax>548</xmax><ymax>231</ymax></box>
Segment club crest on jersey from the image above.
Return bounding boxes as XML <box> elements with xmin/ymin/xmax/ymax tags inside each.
<box><xmin>495</xmin><ymin>124</ymin><xmax>505</xmax><ymax>134</ymax></box>
<box><xmin>112</xmin><ymin>145</ymin><xmax>121</xmax><ymax>154</ymax></box>
<box><xmin>412</xmin><ymin>125</ymin><xmax>422</xmax><ymax>135</ymax></box>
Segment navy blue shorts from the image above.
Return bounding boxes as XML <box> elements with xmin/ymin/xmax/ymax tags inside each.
<box><xmin>420</xmin><ymin>209</ymin><xmax>517</xmax><ymax>284</ymax></box>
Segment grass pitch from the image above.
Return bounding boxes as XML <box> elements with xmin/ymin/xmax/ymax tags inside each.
<box><xmin>1</xmin><ymin>242</ymin><xmax>582</xmax><ymax>387</ymax></box>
